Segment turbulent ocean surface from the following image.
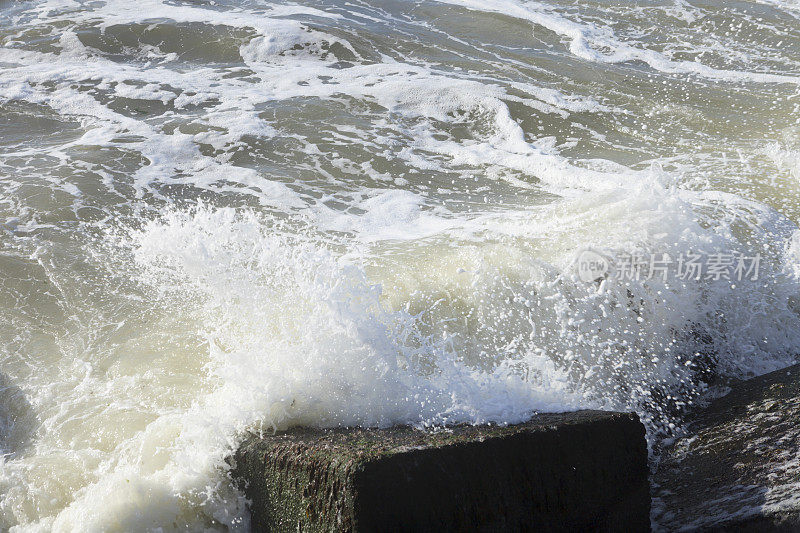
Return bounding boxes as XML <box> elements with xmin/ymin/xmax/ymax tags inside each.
<box><xmin>1</xmin><ymin>0</ymin><xmax>799</xmax><ymax>529</ymax></box>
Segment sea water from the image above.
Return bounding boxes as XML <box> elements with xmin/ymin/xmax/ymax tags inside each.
<box><xmin>1</xmin><ymin>0</ymin><xmax>799</xmax><ymax>529</ymax></box>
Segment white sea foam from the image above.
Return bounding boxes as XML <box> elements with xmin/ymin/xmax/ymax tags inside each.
<box><xmin>437</xmin><ymin>0</ymin><xmax>800</xmax><ymax>84</ymax></box>
<box><xmin>15</xmin><ymin>207</ymin><xmax>580</xmax><ymax>531</ymax></box>
<box><xmin>1</xmin><ymin>0</ymin><xmax>800</xmax><ymax>530</ymax></box>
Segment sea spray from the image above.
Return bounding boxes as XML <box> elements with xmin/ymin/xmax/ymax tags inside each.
<box><xmin>2</xmin><ymin>0</ymin><xmax>800</xmax><ymax>529</ymax></box>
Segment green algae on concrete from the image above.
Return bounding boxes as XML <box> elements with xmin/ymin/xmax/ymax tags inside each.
<box><xmin>232</xmin><ymin>410</ymin><xmax>649</xmax><ymax>532</ymax></box>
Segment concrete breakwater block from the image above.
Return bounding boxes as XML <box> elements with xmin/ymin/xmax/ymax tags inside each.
<box><xmin>232</xmin><ymin>410</ymin><xmax>650</xmax><ymax>532</ymax></box>
<box><xmin>653</xmin><ymin>364</ymin><xmax>800</xmax><ymax>531</ymax></box>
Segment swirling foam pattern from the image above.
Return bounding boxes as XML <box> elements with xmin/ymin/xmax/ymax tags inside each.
<box><xmin>1</xmin><ymin>0</ymin><xmax>800</xmax><ymax>530</ymax></box>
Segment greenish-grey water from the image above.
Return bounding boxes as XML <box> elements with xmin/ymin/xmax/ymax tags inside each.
<box><xmin>0</xmin><ymin>0</ymin><xmax>799</xmax><ymax>529</ymax></box>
